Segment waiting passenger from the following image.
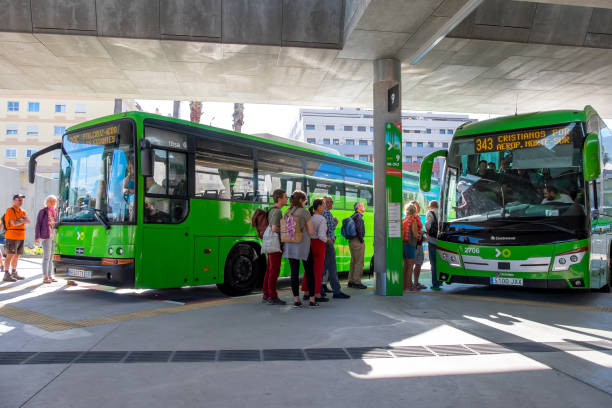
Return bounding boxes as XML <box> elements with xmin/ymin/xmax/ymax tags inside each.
<box><xmin>541</xmin><ymin>185</ymin><xmax>574</xmax><ymax>204</ymax></box>
<box><xmin>487</xmin><ymin>162</ymin><xmax>496</xmax><ymax>172</ymax></box>
<box><xmin>410</xmin><ymin>200</ymin><xmax>427</xmax><ymax>290</ymax></box>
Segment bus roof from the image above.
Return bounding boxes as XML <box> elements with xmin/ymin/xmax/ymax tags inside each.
<box><xmin>66</xmin><ymin>110</ymin><xmax>433</xmax><ymax>184</ymax></box>
<box><xmin>454</xmin><ymin>106</ymin><xmax>596</xmax><ymax>138</ymax></box>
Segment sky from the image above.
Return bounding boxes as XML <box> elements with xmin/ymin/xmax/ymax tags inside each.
<box><xmin>136</xmin><ymin>100</ymin><xmax>611</xmax><ymax>136</ymax></box>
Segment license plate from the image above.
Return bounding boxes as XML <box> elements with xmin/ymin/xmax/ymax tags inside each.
<box><xmin>67</xmin><ymin>268</ymin><xmax>92</xmax><ymax>279</ymax></box>
<box><xmin>490</xmin><ymin>277</ymin><xmax>523</xmax><ymax>286</ymax></box>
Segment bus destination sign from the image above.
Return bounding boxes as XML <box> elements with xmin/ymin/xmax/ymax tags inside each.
<box><xmin>67</xmin><ymin>125</ymin><xmax>119</xmax><ymax>145</ymax></box>
<box><xmin>474</xmin><ymin>127</ymin><xmax>572</xmax><ymax>154</ymax></box>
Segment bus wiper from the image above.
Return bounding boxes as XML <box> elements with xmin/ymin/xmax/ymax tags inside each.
<box><xmin>507</xmin><ymin>220</ymin><xmax>576</xmax><ymax>235</ymax></box>
<box><xmin>84</xmin><ymin>207</ymin><xmax>111</xmax><ymax>230</ymax></box>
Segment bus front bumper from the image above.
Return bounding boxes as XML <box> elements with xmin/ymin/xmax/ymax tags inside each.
<box><xmin>53</xmin><ymin>256</ymin><xmax>135</xmax><ymax>288</ymax></box>
<box><xmin>440</xmin><ymin>273</ymin><xmax>579</xmax><ymax>289</ymax></box>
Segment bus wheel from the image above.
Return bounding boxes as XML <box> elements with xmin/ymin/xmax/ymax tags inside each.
<box><xmin>217</xmin><ymin>244</ymin><xmax>259</xmax><ymax>296</ymax></box>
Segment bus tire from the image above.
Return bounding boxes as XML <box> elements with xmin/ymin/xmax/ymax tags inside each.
<box><xmin>217</xmin><ymin>244</ymin><xmax>260</xmax><ymax>296</ymax></box>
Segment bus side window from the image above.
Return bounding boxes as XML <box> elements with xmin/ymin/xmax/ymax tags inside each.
<box><xmin>258</xmin><ymin>150</ymin><xmax>303</xmax><ymax>200</ymax></box>
<box><xmin>144</xmin><ymin>149</ymin><xmax>189</xmax><ymax>224</ymax></box>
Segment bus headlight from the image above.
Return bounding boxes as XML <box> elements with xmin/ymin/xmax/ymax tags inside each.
<box><xmin>553</xmin><ymin>247</ymin><xmax>588</xmax><ymax>271</ymax></box>
<box><xmin>437</xmin><ymin>248</ymin><xmax>462</xmax><ymax>268</ymax></box>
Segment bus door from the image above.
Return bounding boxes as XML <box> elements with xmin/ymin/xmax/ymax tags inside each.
<box><xmin>141</xmin><ymin>148</ymin><xmax>192</xmax><ymax>288</ymax></box>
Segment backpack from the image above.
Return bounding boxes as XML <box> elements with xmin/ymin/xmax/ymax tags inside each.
<box><xmin>426</xmin><ymin>210</ymin><xmax>438</xmax><ymax>239</ymax></box>
<box><xmin>0</xmin><ymin>213</ymin><xmax>5</xmax><ymax>234</ymax></box>
<box><xmin>280</xmin><ymin>208</ymin><xmax>303</xmax><ymax>243</ymax></box>
<box><xmin>251</xmin><ymin>208</ymin><xmax>269</xmax><ymax>239</ymax></box>
<box><xmin>341</xmin><ymin>215</ymin><xmax>357</xmax><ymax>239</ymax></box>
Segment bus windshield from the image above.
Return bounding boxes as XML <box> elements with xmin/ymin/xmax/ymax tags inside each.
<box><xmin>59</xmin><ymin>121</ymin><xmax>135</xmax><ymax>224</ymax></box>
<box><xmin>444</xmin><ymin>122</ymin><xmax>586</xmax><ymax>234</ymax></box>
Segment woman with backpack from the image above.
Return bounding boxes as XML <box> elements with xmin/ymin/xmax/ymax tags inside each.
<box><xmin>300</xmin><ymin>198</ymin><xmax>329</xmax><ymax>305</ymax></box>
<box><xmin>282</xmin><ymin>190</ymin><xmax>315</xmax><ymax>307</ymax></box>
<box><xmin>35</xmin><ymin>195</ymin><xmax>58</xmax><ymax>284</ymax></box>
<box><xmin>402</xmin><ymin>203</ymin><xmax>422</xmax><ymax>291</ymax></box>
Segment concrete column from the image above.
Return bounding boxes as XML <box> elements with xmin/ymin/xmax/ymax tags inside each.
<box><xmin>373</xmin><ymin>58</ymin><xmax>401</xmax><ymax>296</ymax></box>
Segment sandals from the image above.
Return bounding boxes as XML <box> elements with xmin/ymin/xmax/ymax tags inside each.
<box><xmin>416</xmin><ymin>283</ymin><xmax>427</xmax><ymax>290</ymax></box>
<box><xmin>50</xmin><ymin>277</ymin><xmax>58</xmax><ymax>282</ymax></box>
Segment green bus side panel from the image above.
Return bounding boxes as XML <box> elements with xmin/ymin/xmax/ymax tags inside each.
<box><xmin>193</xmin><ymin>236</ymin><xmax>219</xmax><ymax>285</ymax></box>
<box><xmin>55</xmin><ymin>224</ymin><xmax>136</xmax><ymax>259</ymax></box>
<box><xmin>141</xmin><ymin>225</ymin><xmax>193</xmax><ymax>289</ymax></box>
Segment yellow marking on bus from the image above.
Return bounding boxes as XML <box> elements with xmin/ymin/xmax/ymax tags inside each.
<box><xmin>0</xmin><ymin>304</ymin><xmax>83</xmax><ymax>332</ymax></box>
<box><xmin>408</xmin><ymin>291</ymin><xmax>612</xmax><ymax>313</ymax></box>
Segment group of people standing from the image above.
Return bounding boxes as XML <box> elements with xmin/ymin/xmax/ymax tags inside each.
<box><xmin>402</xmin><ymin>199</ymin><xmax>441</xmax><ymax>292</ymax></box>
<box><xmin>1</xmin><ymin>193</ymin><xmax>58</xmax><ymax>284</ymax></box>
<box><xmin>261</xmin><ymin>189</ymin><xmax>363</xmax><ymax>308</ymax></box>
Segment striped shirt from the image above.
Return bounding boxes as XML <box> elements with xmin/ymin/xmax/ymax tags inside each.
<box><xmin>323</xmin><ymin>209</ymin><xmax>335</xmax><ymax>239</ymax></box>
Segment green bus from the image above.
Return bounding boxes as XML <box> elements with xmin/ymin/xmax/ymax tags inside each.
<box><xmin>420</xmin><ymin>106</ymin><xmax>611</xmax><ymax>291</ymax></box>
<box><xmin>30</xmin><ymin>111</ymin><xmax>437</xmax><ymax>296</ymax></box>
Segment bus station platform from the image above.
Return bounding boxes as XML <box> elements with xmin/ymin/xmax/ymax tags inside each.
<box><xmin>1</xmin><ymin>258</ymin><xmax>611</xmax><ymax>408</ymax></box>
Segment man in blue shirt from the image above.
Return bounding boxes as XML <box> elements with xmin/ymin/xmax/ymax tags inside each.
<box><xmin>322</xmin><ymin>196</ymin><xmax>350</xmax><ymax>299</ymax></box>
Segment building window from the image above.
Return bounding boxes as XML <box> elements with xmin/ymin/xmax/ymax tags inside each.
<box><xmin>426</xmin><ymin>129</ymin><xmax>431</xmax><ymax>134</ymax></box>
<box><xmin>359</xmin><ymin>155</ymin><xmax>369</xmax><ymax>162</ymax></box>
<box><xmin>414</xmin><ymin>130</ymin><xmax>421</xmax><ymax>134</ymax></box>
<box><xmin>306</xmin><ymin>138</ymin><xmax>316</xmax><ymax>144</ymax></box>
<box><xmin>28</xmin><ymin>102</ymin><xmax>40</xmax><ymax>112</ymax></box>
<box><xmin>417</xmin><ymin>156</ymin><xmax>423</xmax><ymax>163</ymax></box>
<box><xmin>54</xmin><ymin>126</ymin><xmax>66</xmax><ymax>136</ymax></box>
<box><xmin>333</xmin><ymin>139</ymin><xmax>339</xmax><ymax>145</ymax></box>
<box><xmin>440</xmin><ymin>129</ymin><xmax>446</xmax><ymax>135</ymax></box>
<box><xmin>405</xmin><ymin>156</ymin><xmax>412</xmax><ymax>163</ymax></box>
<box><xmin>6</xmin><ymin>125</ymin><xmax>18</xmax><ymax>135</ymax></box>
<box><xmin>305</xmin><ymin>124</ymin><xmax>315</xmax><ymax>130</ymax></box>
<box><xmin>344</xmin><ymin>126</ymin><xmax>353</xmax><ymax>131</ymax></box>
<box><xmin>26</xmin><ymin>125</ymin><xmax>38</xmax><ymax>135</ymax></box>
<box><xmin>5</xmin><ymin>148</ymin><xmax>17</xmax><ymax>158</ymax></box>
<box><xmin>7</xmin><ymin>101</ymin><xmax>19</xmax><ymax>112</ymax></box>
<box><xmin>75</xmin><ymin>103</ymin><xmax>87</xmax><ymax>113</ymax></box>
<box><xmin>357</xmin><ymin>126</ymin><xmax>366</xmax><ymax>132</ymax></box>
<box><xmin>25</xmin><ymin>148</ymin><xmax>37</xmax><ymax>158</ymax></box>
<box><xmin>359</xmin><ymin>140</ymin><xmax>368</xmax><ymax>146</ymax></box>
<box><xmin>405</xmin><ymin>142</ymin><xmax>412</xmax><ymax>147</ymax></box>
<box><xmin>55</xmin><ymin>104</ymin><xmax>67</xmax><ymax>113</ymax></box>
<box><xmin>345</xmin><ymin>154</ymin><xmax>355</xmax><ymax>159</ymax></box>
<box><xmin>417</xmin><ymin>142</ymin><xmax>423</xmax><ymax>148</ymax></box>
<box><xmin>323</xmin><ymin>138</ymin><xmax>330</xmax><ymax>145</ymax></box>
<box><xmin>370</xmin><ymin>127</ymin><xmax>374</xmax><ymax>132</ymax></box>
<box><xmin>448</xmin><ymin>129</ymin><xmax>453</xmax><ymax>134</ymax></box>
<box><xmin>428</xmin><ymin>142</ymin><xmax>434</xmax><ymax>147</ymax></box>
<box><xmin>325</xmin><ymin>125</ymin><xmax>335</xmax><ymax>131</ymax></box>
<box><xmin>443</xmin><ymin>142</ymin><xmax>449</xmax><ymax>148</ymax></box>
<box><xmin>346</xmin><ymin>139</ymin><xmax>354</xmax><ymax>145</ymax></box>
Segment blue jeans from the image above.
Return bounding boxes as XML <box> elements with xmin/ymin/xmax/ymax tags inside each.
<box><xmin>324</xmin><ymin>243</ymin><xmax>342</xmax><ymax>294</ymax></box>
<box><xmin>429</xmin><ymin>243</ymin><xmax>440</xmax><ymax>287</ymax></box>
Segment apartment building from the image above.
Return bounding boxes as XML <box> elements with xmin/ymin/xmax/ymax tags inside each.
<box><xmin>1</xmin><ymin>95</ymin><xmax>115</xmax><ymax>176</ymax></box>
<box><xmin>291</xmin><ymin>108</ymin><xmax>473</xmax><ymax>172</ymax></box>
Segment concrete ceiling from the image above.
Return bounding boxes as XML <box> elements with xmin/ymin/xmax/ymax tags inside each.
<box><xmin>1</xmin><ymin>0</ymin><xmax>612</xmax><ymax>116</ymax></box>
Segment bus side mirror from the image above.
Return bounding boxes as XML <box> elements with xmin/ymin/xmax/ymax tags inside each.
<box><xmin>420</xmin><ymin>150</ymin><xmax>447</xmax><ymax>192</ymax></box>
<box><xmin>583</xmin><ymin>133</ymin><xmax>600</xmax><ymax>182</ymax></box>
<box><xmin>28</xmin><ymin>159</ymin><xmax>37</xmax><ymax>184</ymax></box>
<box><xmin>140</xmin><ymin>139</ymin><xmax>153</xmax><ymax>177</ymax></box>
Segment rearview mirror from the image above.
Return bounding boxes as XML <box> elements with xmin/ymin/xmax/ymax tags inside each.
<box><xmin>420</xmin><ymin>150</ymin><xmax>447</xmax><ymax>192</ymax></box>
<box><xmin>140</xmin><ymin>139</ymin><xmax>153</xmax><ymax>177</ymax></box>
<box><xmin>583</xmin><ymin>133</ymin><xmax>600</xmax><ymax>182</ymax></box>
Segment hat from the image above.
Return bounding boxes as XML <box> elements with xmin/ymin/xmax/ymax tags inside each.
<box><xmin>12</xmin><ymin>194</ymin><xmax>25</xmax><ymax>199</ymax></box>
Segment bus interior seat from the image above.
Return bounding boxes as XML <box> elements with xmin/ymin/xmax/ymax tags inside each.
<box><xmin>203</xmin><ymin>189</ymin><xmax>218</xmax><ymax>199</ymax></box>
<box><xmin>245</xmin><ymin>192</ymin><xmax>259</xmax><ymax>201</ymax></box>
<box><xmin>232</xmin><ymin>192</ymin><xmax>245</xmax><ymax>200</ymax></box>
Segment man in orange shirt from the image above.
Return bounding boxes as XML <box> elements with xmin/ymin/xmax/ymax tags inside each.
<box><xmin>3</xmin><ymin>194</ymin><xmax>30</xmax><ymax>282</ymax></box>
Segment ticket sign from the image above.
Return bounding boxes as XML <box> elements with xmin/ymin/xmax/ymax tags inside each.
<box><xmin>474</xmin><ymin>127</ymin><xmax>572</xmax><ymax>154</ymax></box>
<box><xmin>67</xmin><ymin>125</ymin><xmax>119</xmax><ymax>145</ymax></box>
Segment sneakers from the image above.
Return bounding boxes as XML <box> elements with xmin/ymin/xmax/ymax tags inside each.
<box><xmin>314</xmin><ymin>297</ymin><xmax>329</xmax><ymax>302</ymax></box>
<box><xmin>261</xmin><ymin>296</ymin><xmax>271</xmax><ymax>304</ymax></box>
<box><xmin>333</xmin><ymin>292</ymin><xmax>350</xmax><ymax>299</ymax></box>
<box><xmin>269</xmin><ymin>298</ymin><xmax>287</xmax><ymax>305</ymax></box>
<box><xmin>309</xmin><ymin>301</ymin><xmax>320</xmax><ymax>307</ymax></box>
<box><xmin>350</xmin><ymin>283</ymin><xmax>367</xmax><ymax>289</ymax></box>
<box><xmin>293</xmin><ymin>301</ymin><xmax>303</xmax><ymax>308</ymax></box>
<box><xmin>2</xmin><ymin>272</ymin><xmax>16</xmax><ymax>282</ymax></box>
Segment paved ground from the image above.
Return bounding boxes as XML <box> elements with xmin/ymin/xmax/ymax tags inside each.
<box><xmin>1</xmin><ymin>258</ymin><xmax>611</xmax><ymax>408</ymax></box>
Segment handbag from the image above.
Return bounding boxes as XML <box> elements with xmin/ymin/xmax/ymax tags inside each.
<box><xmin>261</xmin><ymin>226</ymin><xmax>281</xmax><ymax>254</ymax></box>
